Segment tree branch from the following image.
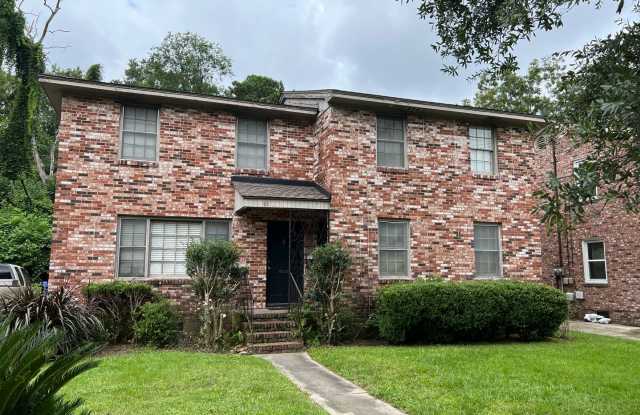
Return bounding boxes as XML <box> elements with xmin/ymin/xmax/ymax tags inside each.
<box><xmin>31</xmin><ymin>135</ymin><xmax>48</xmax><ymax>184</ymax></box>
<box><xmin>37</xmin><ymin>0</ymin><xmax>62</xmax><ymax>44</ymax></box>
<box><xmin>48</xmin><ymin>133</ymin><xmax>58</xmax><ymax>177</ymax></box>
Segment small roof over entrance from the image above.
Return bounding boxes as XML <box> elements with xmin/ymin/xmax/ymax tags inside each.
<box><xmin>232</xmin><ymin>176</ymin><xmax>331</xmax><ymax>214</ymax></box>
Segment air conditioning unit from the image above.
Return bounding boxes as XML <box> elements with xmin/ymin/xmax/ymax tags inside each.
<box><xmin>575</xmin><ymin>291</ymin><xmax>585</xmax><ymax>300</ymax></box>
<box><xmin>566</xmin><ymin>292</ymin><xmax>576</xmax><ymax>301</ymax></box>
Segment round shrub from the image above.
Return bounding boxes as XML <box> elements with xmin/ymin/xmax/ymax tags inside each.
<box><xmin>376</xmin><ymin>280</ymin><xmax>568</xmax><ymax>343</ymax></box>
<box><xmin>133</xmin><ymin>300</ymin><xmax>181</xmax><ymax>347</ymax></box>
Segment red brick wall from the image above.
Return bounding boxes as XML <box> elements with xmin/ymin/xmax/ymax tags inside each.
<box><xmin>50</xmin><ymin>96</ymin><xmax>316</xmax><ymax>308</ymax></box>
<box><xmin>314</xmin><ymin>106</ymin><xmax>542</xmax><ymax>301</ymax></box>
<box><xmin>539</xmin><ymin>138</ymin><xmax>640</xmax><ymax>325</ymax></box>
<box><xmin>51</xmin><ymin>95</ymin><xmax>544</xmax><ymax>311</ymax></box>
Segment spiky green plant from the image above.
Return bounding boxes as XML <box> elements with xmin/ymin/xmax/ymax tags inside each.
<box><xmin>0</xmin><ymin>319</ymin><xmax>99</xmax><ymax>414</ymax></box>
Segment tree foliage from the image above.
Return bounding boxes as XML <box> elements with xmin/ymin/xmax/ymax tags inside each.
<box><xmin>465</xmin><ymin>58</ymin><xmax>563</xmax><ymax>115</ymax></box>
<box><xmin>124</xmin><ymin>32</ymin><xmax>233</xmax><ymax>95</ymax></box>
<box><xmin>410</xmin><ymin>0</ymin><xmax>640</xmax><ymax>228</ymax></box>
<box><xmin>229</xmin><ymin>74</ymin><xmax>284</xmax><ymax>104</ymax></box>
<box><xmin>0</xmin><ymin>208</ymin><xmax>51</xmax><ymax>280</ymax></box>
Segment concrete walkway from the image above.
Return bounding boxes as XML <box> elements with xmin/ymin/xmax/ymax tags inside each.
<box><xmin>570</xmin><ymin>320</ymin><xmax>640</xmax><ymax>341</ymax></box>
<box><xmin>262</xmin><ymin>352</ymin><xmax>405</xmax><ymax>415</ymax></box>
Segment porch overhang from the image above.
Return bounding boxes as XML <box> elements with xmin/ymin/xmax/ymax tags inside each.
<box><xmin>232</xmin><ymin>176</ymin><xmax>331</xmax><ymax>214</ymax></box>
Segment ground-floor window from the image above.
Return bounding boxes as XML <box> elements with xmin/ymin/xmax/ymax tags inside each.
<box><xmin>474</xmin><ymin>223</ymin><xmax>502</xmax><ymax>278</ymax></box>
<box><xmin>378</xmin><ymin>219</ymin><xmax>410</xmax><ymax>277</ymax></box>
<box><xmin>117</xmin><ymin>217</ymin><xmax>231</xmax><ymax>278</ymax></box>
<box><xmin>582</xmin><ymin>240</ymin><xmax>607</xmax><ymax>283</ymax></box>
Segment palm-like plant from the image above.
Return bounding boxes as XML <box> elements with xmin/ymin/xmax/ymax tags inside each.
<box><xmin>0</xmin><ymin>319</ymin><xmax>99</xmax><ymax>415</ymax></box>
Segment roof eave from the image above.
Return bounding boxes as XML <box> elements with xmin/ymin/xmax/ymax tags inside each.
<box><xmin>39</xmin><ymin>75</ymin><xmax>318</xmax><ymax>119</ymax></box>
<box><xmin>327</xmin><ymin>94</ymin><xmax>545</xmax><ymax>127</ymax></box>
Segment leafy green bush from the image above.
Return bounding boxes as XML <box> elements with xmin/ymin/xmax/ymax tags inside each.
<box><xmin>133</xmin><ymin>300</ymin><xmax>181</xmax><ymax>347</ymax></box>
<box><xmin>186</xmin><ymin>240</ymin><xmax>247</xmax><ymax>350</ymax></box>
<box><xmin>0</xmin><ymin>320</ymin><xmax>100</xmax><ymax>415</ymax></box>
<box><xmin>376</xmin><ymin>280</ymin><xmax>568</xmax><ymax>343</ymax></box>
<box><xmin>83</xmin><ymin>281</ymin><xmax>157</xmax><ymax>343</ymax></box>
<box><xmin>303</xmin><ymin>242</ymin><xmax>352</xmax><ymax>345</ymax></box>
<box><xmin>0</xmin><ymin>285</ymin><xmax>104</xmax><ymax>352</ymax></box>
<box><xmin>0</xmin><ymin>208</ymin><xmax>51</xmax><ymax>281</ymax></box>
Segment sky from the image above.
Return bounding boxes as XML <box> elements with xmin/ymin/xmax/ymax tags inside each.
<box><xmin>22</xmin><ymin>0</ymin><xmax>635</xmax><ymax>105</ymax></box>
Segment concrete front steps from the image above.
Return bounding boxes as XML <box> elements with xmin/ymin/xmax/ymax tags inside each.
<box><xmin>246</xmin><ymin>309</ymin><xmax>304</xmax><ymax>354</ymax></box>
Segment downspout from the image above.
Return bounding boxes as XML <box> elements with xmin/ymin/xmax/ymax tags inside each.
<box><xmin>551</xmin><ymin>139</ymin><xmax>564</xmax><ymax>292</ymax></box>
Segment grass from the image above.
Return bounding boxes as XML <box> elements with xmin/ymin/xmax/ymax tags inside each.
<box><xmin>62</xmin><ymin>349</ymin><xmax>323</xmax><ymax>415</ymax></box>
<box><xmin>309</xmin><ymin>333</ymin><xmax>640</xmax><ymax>415</ymax></box>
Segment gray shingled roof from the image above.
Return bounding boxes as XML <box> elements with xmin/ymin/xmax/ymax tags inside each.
<box><xmin>232</xmin><ymin>176</ymin><xmax>330</xmax><ymax>201</ymax></box>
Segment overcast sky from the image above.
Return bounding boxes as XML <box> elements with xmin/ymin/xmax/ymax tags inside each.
<box><xmin>24</xmin><ymin>0</ymin><xmax>634</xmax><ymax>104</ymax></box>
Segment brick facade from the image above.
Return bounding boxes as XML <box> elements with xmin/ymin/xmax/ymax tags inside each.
<box><xmin>46</xmin><ymin>80</ymin><xmax>544</xmax><ymax>311</ymax></box>
<box><xmin>538</xmin><ymin>138</ymin><xmax>640</xmax><ymax>325</ymax></box>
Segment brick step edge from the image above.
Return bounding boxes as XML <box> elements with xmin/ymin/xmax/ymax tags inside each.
<box><xmin>248</xmin><ymin>341</ymin><xmax>304</xmax><ymax>354</ymax></box>
<box><xmin>244</xmin><ymin>320</ymin><xmax>296</xmax><ymax>331</ymax></box>
<box><xmin>248</xmin><ymin>331</ymin><xmax>297</xmax><ymax>344</ymax></box>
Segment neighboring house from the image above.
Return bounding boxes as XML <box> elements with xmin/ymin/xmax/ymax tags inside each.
<box><xmin>539</xmin><ymin>138</ymin><xmax>640</xmax><ymax>326</ymax></box>
<box><xmin>40</xmin><ymin>75</ymin><xmax>544</xmax><ymax>312</ymax></box>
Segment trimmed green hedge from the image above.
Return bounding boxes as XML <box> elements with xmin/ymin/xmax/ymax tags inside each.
<box><xmin>376</xmin><ymin>280</ymin><xmax>568</xmax><ymax>343</ymax></box>
<box><xmin>133</xmin><ymin>300</ymin><xmax>181</xmax><ymax>347</ymax></box>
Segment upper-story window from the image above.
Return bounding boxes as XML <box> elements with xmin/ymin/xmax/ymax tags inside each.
<box><xmin>377</xmin><ymin>116</ymin><xmax>406</xmax><ymax>168</ymax></box>
<box><xmin>237</xmin><ymin>118</ymin><xmax>268</xmax><ymax>170</ymax></box>
<box><xmin>469</xmin><ymin>127</ymin><xmax>496</xmax><ymax>175</ymax></box>
<box><xmin>121</xmin><ymin>105</ymin><xmax>158</xmax><ymax>161</ymax></box>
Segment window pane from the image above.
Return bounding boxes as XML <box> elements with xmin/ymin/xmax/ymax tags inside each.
<box><xmin>206</xmin><ymin>221</ymin><xmax>230</xmax><ymax>241</ymax></box>
<box><xmin>119</xmin><ymin>219</ymin><xmax>146</xmax><ymax>277</ymax></box>
<box><xmin>589</xmin><ymin>261</ymin><xmax>607</xmax><ymax>280</ymax></box>
<box><xmin>0</xmin><ymin>264</ymin><xmax>11</xmax><ymax>280</ymax></box>
<box><xmin>379</xmin><ymin>220</ymin><xmax>409</xmax><ymax>277</ymax></box>
<box><xmin>469</xmin><ymin>127</ymin><xmax>495</xmax><ymax>174</ymax></box>
<box><xmin>149</xmin><ymin>221</ymin><xmax>202</xmax><ymax>276</ymax></box>
<box><xmin>377</xmin><ymin>116</ymin><xmax>405</xmax><ymax>167</ymax></box>
<box><xmin>380</xmin><ymin>250</ymin><xmax>408</xmax><ymax>277</ymax></box>
<box><xmin>379</xmin><ymin>221</ymin><xmax>408</xmax><ymax>249</ymax></box>
<box><xmin>588</xmin><ymin>242</ymin><xmax>605</xmax><ymax>260</ymax></box>
<box><xmin>122</xmin><ymin>106</ymin><xmax>157</xmax><ymax>161</ymax></box>
<box><xmin>237</xmin><ymin>119</ymin><xmax>267</xmax><ymax>169</ymax></box>
<box><xmin>474</xmin><ymin>223</ymin><xmax>501</xmax><ymax>277</ymax></box>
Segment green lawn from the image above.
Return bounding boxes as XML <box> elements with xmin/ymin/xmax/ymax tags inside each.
<box><xmin>309</xmin><ymin>333</ymin><xmax>640</xmax><ymax>415</ymax></box>
<box><xmin>63</xmin><ymin>350</ymin><xmax>323</xmax><ymax>415</ymax></box>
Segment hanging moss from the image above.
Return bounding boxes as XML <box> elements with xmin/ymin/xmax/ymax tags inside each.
<box><xmin>0</xmin><ymin>0</ymin><xmax>45</xmax><ymax>180</ymax></box>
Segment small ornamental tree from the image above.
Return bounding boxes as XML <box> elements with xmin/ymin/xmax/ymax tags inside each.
<box><xmin>305</xmin><ymin>242</ymin><xmax>352</xmax><ymax>345</ymax></box>
<box><xmin>186</xmin><ymin>240</ymin><xmax>247</xmax><ymax>350</ymax></box>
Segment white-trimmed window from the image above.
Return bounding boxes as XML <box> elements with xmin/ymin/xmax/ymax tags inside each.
<box><xmin>469</xmin><ymin>127</ymin><xmax>496</xmax><ymax>175</ymax></box>
<box><xmin>237</xmin><ymin>118</ymin><xmax>268</xmax><ymax>170</ymax></box>
<box><xmin>377</xmin><ymin>116</ymin><xmax>406</xmax><ymax>168</ymax></box>
<box><xmin>378</xmin><ymin>220</ymin><xmax>410</xmax><ymax>277</ymax></box>
<box><xmin>573</xmin><ymin>159</ymin><xmax>598</xmax><ymax>199</ymax></box>
<box><xmin>582</xmin><ymin>240</ymin><xmax>607</xmax><ymax>283</ymax></box>
<box><xmin>474</xmin><ymin>223</ymin><xmax>502</xmax><ymax>278</ymax></box>
<box><xmin>121</xmin><ymin>105</ymin><xmax>158</xmax><ymax>161</ymax></box>
<box><xmin>117</xmin><ymin>218</ymin><xmax>231</xmax><ymax>278</ymax></box>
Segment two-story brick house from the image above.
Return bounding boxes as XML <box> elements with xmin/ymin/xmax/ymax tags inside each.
<box><xmin>40</xmin><ymin>75</ymin><xmax>545</xmax><ymax>311</ymax></box>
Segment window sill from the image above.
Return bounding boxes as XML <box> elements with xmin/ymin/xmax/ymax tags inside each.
<box><xmin>473</xmin><ymin>276</ymin><xmax>504</xmax><ymax>280</ymax></box>
<box><xmin>117</xmin><ymin>276</ymin><xmax>191</xmax><ymax>283</ymax></box>
<box><xmin>584</xmin><ymin>281</ymin><xmax>608</xmax><ymax>287</ymax></box>
<box><xmin>472</xmin><ymin>173</ymin><xmax>499</xmax><ymax>180</ymax></box>
<box><xmin>119</xmin><ymin>159</ymin><xmax>159</xmax><ymax>168</ymax></box>
<box><xmin>377</xmin><ymin>166</ymin><xmax>409</xmax><ymax>174</ymax></box>
<box><xmin>379</xmin><ymin>276</ymin><xmax>413</xmax><ymax>281</ymax></box>
<box><xmin>234</xmin><ymin>168</ymin><xmax>268</xmax><ymax>176</ymax></box>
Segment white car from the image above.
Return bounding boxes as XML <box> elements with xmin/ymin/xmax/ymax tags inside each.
<box><xmin>0</xmin><ymin>264</ymin><xmax>31</xmax><ymax>296</ymax></box>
